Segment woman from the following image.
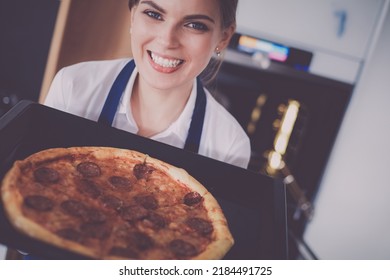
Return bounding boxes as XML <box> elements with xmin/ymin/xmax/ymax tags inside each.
<box><xmin>45</xmin><ymin>0</ymin><xmax>251</xmax><ymax>168</ymax></box>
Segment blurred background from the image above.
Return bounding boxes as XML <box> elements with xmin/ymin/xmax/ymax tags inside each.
<box><xmin>0</xmin><ymin>0</ymin><xmax>389</xmax><ymax>259</ymax></box>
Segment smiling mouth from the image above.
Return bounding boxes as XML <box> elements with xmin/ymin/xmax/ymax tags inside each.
<box><xmin>148</xmin><ymin>51</ymin><xmax>184</xmax><ymax>68</ymax></box>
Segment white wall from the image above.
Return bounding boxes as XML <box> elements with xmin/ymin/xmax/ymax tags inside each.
<box><xmin>304</xmin><ymin>5</ymin><xmax>390</xmax><ymax>259</ymax></box>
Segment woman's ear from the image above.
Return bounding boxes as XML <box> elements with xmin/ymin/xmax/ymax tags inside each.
<box><xmin>217</xmin><ymin>24</ymin><xmax>236</xmax><ymax>51</ymax></box>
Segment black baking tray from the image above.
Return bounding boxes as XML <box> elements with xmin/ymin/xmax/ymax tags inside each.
<box><xmin>0</xmin><ymin>100</ymin><xmax>287</xmax><ymax>259</ymax></box>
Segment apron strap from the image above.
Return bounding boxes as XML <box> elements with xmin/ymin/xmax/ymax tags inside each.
<box><xmin>183</xmin><ymin>78</ymin><xmax>207</xmax><ymax>153</ymax></box>
<box><xmin>98</xmin><ymin>60</ymin><xmax>135</xmax><ymax>126</ymax></box>
<box><xmin>98</xmin><ymin>60</ymin><xmax>206</xmax><ymax>154</ymax></box>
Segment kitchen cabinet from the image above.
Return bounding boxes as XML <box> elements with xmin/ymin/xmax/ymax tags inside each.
<box><xmin>237</xmin><ymin>0</ymin><xmax>385</xmax><ymax>60</ymax></box>
<box><xmin>39</xmin><ymin>0</ymin><xmax>132</xmax><ymax>103</ymax></box>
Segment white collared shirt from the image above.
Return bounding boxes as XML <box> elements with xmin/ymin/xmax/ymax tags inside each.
<box><xmin>44</xmin><ymin>58</ymin><xmax>251</xmax><ymax>168</ymax></box>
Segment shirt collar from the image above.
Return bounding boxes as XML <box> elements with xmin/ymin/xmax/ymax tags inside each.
<box><xmin>117</xmin><ymin>62</ymin><xmax>198</xmax><ymax>143</ymax></box>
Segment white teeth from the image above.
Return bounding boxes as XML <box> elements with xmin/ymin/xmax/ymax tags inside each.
<box><xmin>150</xmin><ymin>52</ymin><xmax>183</xmax><ymax>68</ymax></box>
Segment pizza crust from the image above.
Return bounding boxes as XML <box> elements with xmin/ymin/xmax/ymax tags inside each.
<box><xmin>1</xmin><ymin>146</ymin><xmax>234</xmax><ymax>259</ymax></box>
<box><xmin>143</xmin><ymin>154</ymin><xmax>234</xmax><ymax>259</ymax></box>
<box><xmin>1</xmin><ymin>158</ymin><xmax>98</xmax><ymax>259</ymax></box>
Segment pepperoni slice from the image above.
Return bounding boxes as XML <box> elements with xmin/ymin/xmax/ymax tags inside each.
<box><xmin>186</xmin><ymin>217</ymin><xmax>213</xmax><ymax>236</ymax></box>
<box><xmin>60</xmin><ymin>200</ymin><xmax>106</xmax><ymax>223</ymax></box>
<box><xmin>108</xmin><ymin>176</ymin><xmax>132</xmax><ymax>191</ymax></box>
<box><xmin>133</xmin><ymin>163</ymin><xmax>154</xmax><ymax>180</ymax></box>
<box><xmin>79</xmin><ymin>179</ymin><xmax>101</xmax><ymax>199</ymax></box>
<box><xmin>100</xmin><ymin>195</ymin><xmax>123</xmax><ymax>210</ymax></box>
<box><xmin>77</xmin><ymin>162</ymin><xmax>101</xmax><ymax>177</ymax></box>
<box><xmin>134</xmin><ymin>195</ymin><xmax>158</xmax><ymax>210</ymax></box>
<box><xmin>169</xmin><ymin>239</ymin><xmax>198</xmax><ymax>257</ymax></box>
<box><xmin>183</xmin><ymin>192</ymin><xmax>203</xmax><ymax>206</ymax></box>
<box><xmin>60</xmin><ymin>200</ymin><xmax>88</xmax><ymax>217</ymax></box>
<box><xmin>131</xmin><ymin>232</ymin><xmax>154</xmax><ymax>251</ymax></box>
<box><xmin>83</xmin><ymin>208</ymin><xmax>107</xmax><ymax>223</ymax></box>
<box><xmin>80</xmin><ymin>223</ymin><xmax>111</xmax><ymax>239</ymax></box>
<box><xmin>34</xmin><ymin>167</ymin><xmax>59</xmax><ymax>183</ymax></box>
<box><xmin>120</xmin><ymin>206</ymin><xmax>148</xmax><ymax>222</ymax></box>
<box><xmin>144</xmin><ymin>212</ymin><xmax>166</xmax><ymax>229</ymax></box>
<box><xmin>24</xmin><ymin>195</ymin><xmax>54</xmax><ymax>211</ymax></box>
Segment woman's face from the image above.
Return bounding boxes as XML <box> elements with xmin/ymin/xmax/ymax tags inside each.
<box><xmin>130</xmin><ymin>0</ymin><xmax>233</xmax><ymax>92</ymax></box>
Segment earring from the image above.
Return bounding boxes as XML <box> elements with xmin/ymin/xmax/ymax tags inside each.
<box><xmin>215</xmin><ymin>47</ymin><xmax>221</xmax><ymax>57</ymax></box>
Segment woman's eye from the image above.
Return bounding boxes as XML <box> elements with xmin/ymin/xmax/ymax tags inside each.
<box><xmin>144</xmin><ymin>10</ymin><xmax>163</xmax><ymax>21</ymax></box>
<box><xmin>186</xmin><ymin>22</ymin><xmax>209</xmax><ymax>31</ymax></box>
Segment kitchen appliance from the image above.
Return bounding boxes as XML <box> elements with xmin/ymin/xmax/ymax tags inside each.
<box><xmin>213</xmin><ymin>32</ymin><xmax>354</xmax><ymax>259</ymax></box>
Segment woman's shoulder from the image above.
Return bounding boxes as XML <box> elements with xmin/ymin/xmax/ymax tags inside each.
<box><xmin>45</xmin><ymin>58</ymin><xmax>134</xmax><ymax>117</ymax></box>
<box><xmin>60</xmin><ymin>58</ymin><xmax>132</xmax><ymax>79</ymax></box>
<box><xmin>202</xmin><ymin>90</ymin><xmax>251</xmax><ymax>168</ymax></box>
<box><xmin>203</xmin><ymin>89</ymin><xmax>251</xmax><ymax>147</ymax></box>
<box><xmin>204</xmin><ymin>91</ymin><xmax>245</xmax><ymax>134</ymax></box>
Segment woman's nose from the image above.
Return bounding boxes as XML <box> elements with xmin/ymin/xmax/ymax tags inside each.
<box><xmin>157</xmin><ymin>24</ymin><xmax>180</xmax><ymax>49</ymax></box>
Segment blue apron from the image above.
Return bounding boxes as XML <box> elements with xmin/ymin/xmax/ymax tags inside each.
<box><xmin>98</xmin><ymin>60</ymin><xmax>206</xmax><ymax>153</ymax></box>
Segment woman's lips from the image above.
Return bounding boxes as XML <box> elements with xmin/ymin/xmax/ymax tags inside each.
<box><xmin>147</xmin><ymin>50</ymin><xmax>184</xmax><ymax>73</ymax></box>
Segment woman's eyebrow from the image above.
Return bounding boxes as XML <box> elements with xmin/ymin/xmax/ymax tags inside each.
<box><xmin>184</xmin><ymin>14</ymin><xmax>215</xmax><ymax>24</ymax></box>
<box><xmin>140</xmin><ymin>0</ymin><xmax>215</xmax><ymax>24</ymax></box>
<box><xmin>140</xmin><ymin>0</ymin><xmax>166</xmax><ymax>14</ymax></box>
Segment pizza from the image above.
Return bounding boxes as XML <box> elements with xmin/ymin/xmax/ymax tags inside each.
<box><xmin>0</xmin><ymin>147</ymin><xmax>234</xmax><ymax>259</ymax></box>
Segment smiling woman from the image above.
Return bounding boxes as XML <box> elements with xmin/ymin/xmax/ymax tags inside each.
<box><xmin>44</xmin><ymin>0</ymin><xmax>250</xmax><ymax>169</ymax></box>
<box><xmin>128</xmin><ymin>0</ymin><xmax>237</xmax><ymax>85</ymax></box>
<box><xmin>129</xmin><ymin>0</ymin><xmax>234</xmax><ymax>90</ymax></box>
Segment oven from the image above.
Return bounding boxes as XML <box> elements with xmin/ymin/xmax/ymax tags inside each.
<box><xmin>213</xmin><ymin>32</ymin><xmax>354</xmax><ymax>259</ymax></box>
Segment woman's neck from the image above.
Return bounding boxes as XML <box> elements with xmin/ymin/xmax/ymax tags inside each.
<box><xmin>131</xmin><ymin>75</ymin><xmax>193</xmax><ymax>138</ymax></box>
